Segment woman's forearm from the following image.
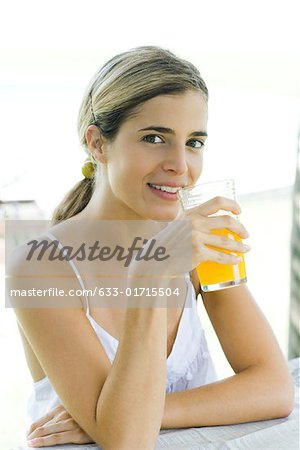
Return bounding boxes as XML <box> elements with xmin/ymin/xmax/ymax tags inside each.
<box><xmin>161</xmin><ymin>363</ymin><xmax>294</xmax><ymax>429</ymax></box>
<box><xmin>95</xmin><ymin>306</ymin><xmax>167</xmax><ymax>450</ymax></box>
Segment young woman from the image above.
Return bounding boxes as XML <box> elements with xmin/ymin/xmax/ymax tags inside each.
<box><xmin>9</xmin><ymin>46</ymin><xmax>294</xmax><ymax>449</ymax></box>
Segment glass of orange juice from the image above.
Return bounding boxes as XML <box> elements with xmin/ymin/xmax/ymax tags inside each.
<box><xmin>178</xmin><ymin>179</ymin><xmax>247</xmax><ymax>292</ymax></box>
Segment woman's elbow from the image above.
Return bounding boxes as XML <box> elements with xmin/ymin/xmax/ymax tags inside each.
<box><xmin>273</xmin><ymin>375</ymin><xmax>295</xmax><ymax>418</ymax></box>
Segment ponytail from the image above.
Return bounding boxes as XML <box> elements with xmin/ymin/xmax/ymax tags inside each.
<box><xmin>51</xmin><ymin>178</ymin><xmax>94</xmax><ymax>224</ymax></box>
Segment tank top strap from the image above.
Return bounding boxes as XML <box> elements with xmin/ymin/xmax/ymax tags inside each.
<box><xmin>44</xmin><ymin>232</ymin><xmax>90</xmax><ymax>315</ymax></box>
<box><xmin>184</xmin><ymin>272</ymin><xmax>191</xmax><ymax>284</ymax></box>
<box><xmin>183</xmin><ymin>271</ymin><xmax>197</xmax><ymax>308</ymax></box>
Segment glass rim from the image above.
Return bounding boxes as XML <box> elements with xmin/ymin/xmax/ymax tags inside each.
<box><xmin>177</xmin><ymin>178</ymin><xmax>236</xmax><ymax>212</ymax></box>
<box><xmin>178</xmin><ymin>178</ymin><xmax>234</xmax><ymax>194</ymax></box>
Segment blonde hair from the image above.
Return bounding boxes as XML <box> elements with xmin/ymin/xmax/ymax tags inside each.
<box><xmin>52</xmin><ymin>46</ymin><xmax>208</xmax><ymax>224</ymax></box>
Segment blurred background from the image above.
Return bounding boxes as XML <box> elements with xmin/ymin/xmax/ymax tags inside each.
<box><xmin>1</xmin><ymin>0</ymin><xmax>299</xmax><ymax>447</ymax></box>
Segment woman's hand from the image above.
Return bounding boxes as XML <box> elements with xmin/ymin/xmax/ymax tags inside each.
<box><xmin>181</xmin><ymin>195</ymin><xmax>250</xmax><ymax>266</ymax></box>
<box><xmin>26</xmin><ymin>404</ymin><xmax>94</xmax><ymax>447</ymax></box>
<box><xmin>129</xmin><ymin>196</ymin><xmax>250</xmax><ymax>278</ymax></box>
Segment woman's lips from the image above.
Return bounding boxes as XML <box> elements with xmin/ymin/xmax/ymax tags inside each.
<box><xmin>147</xmin><ymin>184</ymin><xmax>179</xmax><ymax>201</ymax></box>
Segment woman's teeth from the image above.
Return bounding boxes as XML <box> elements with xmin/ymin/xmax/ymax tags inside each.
<box><xmin>148</xmin><ymin>183</ymin><xmax>181</xmax><ymax>193</ymax></box>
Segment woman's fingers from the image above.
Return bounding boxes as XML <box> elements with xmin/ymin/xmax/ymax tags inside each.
<box><xmin>27</xmin><ymin>409</ymin><xmax>58</xmax><ymax>436</ymax></box>
<box><xmin>27</xmin><ymin>428</ymin><xmax>93</xmax><ymax>447</ymax></box>
<box><xmin>27</xmin><ymin>404</ymin><xmax>67</xmax><ymax>436</ymax></box>
<box><xmin>54</xmin><ymin>409</ymin><xmax>70</xmax><ymax>421</ymax></box>
<box><xmin>27</xmin><ymin>418</ymin><xmax>74</xmax><ymax>440</ymax></box>
<box><xmin>195</xmin><ymin>244</ymin><xmax>243</xmax><ymax>266</ymax></box>
<box><xmin>185</xmin><ymin>196</ymin><xmax>249</xmax><ymax>238</ymax></box>
<box><xmin>202</xmin><ymin>231</ymin><xmax>251</xmax><ymax>254</ymax></box>
<box><xmin>191</xmin><ymin>196</ymin><xmax>241</xmax><ymax>217</ymax></box>
<box><xmin>203</xmin><ymin>214</ymin><xmax>249</xmax><ymax>239</ymax></box>
<box><xmin>26</xmin><ymin>404</ymin><xmax>95</xmax><ymax>447</ymax></box>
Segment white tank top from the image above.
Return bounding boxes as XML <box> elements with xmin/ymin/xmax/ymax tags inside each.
<box><xmin>24</xmin><ymin>232</ymin><xmax>218</xmax><ymax>434</ymax></box>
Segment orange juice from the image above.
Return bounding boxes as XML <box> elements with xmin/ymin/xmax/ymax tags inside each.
<box><xmin>196</xmin><ymin>228</ymin><xmax>247</xmax><ymax>291</ymax></box>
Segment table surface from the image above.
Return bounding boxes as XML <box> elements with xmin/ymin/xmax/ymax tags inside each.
<box><xmin>15</xmin><ymin>357</ymin><xmax>300</xmax><ymax>450</ymax></box>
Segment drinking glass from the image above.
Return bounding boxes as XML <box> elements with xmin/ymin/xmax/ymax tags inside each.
<box><xmin>178</xmin><ymin>179</ymin><xmax>247</xmax><ymax>292</ymax></box>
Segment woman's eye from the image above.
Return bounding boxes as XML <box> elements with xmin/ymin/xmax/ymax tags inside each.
<box><xmin>187</xmin><ymin>139</ymin><xmax>205</xmax><ymax>149</ymax></box>
<box><xmin>141</xmin><ymin>135</ymin><xmax>205</xmax><ymax>149</ymax></box>
<box><xmin>142</xmin><ymin>134</ymin><xmax>164</xmax><ymax>144</ymax></box>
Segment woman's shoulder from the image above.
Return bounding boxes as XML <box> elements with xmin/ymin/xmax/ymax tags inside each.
<box><xmin>6</xmin><ymin>230</ymin><xmax>83</xmax><ymax>310</ymax></box>
<box><xmin>7</xmin><ymin>218</ymin><xmax>81</xmax><ymax>266</ymax></box>
<box><xmin>7</xmin><ymin>228</ymin><xmax>63</xmax><ymax>274</ymax></box>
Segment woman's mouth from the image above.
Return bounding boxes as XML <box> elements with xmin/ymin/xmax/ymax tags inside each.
<box><xmin>146</xmin><ymin>183</ymin><xmax>181</xmax><ymax>201</ymax></box>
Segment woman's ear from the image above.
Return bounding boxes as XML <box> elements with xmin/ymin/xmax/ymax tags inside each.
<box><xmin>85</xmin><ymin>125</ymin><xmax>108</xmax><ymax>163</ymax></box>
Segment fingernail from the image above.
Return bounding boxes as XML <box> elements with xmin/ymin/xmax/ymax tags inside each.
<box><xmin>244</xmin><ymin>244</ymin><xmax>251</xmax><ymax>251</ymax></box>
<box><xmin>27</xmin><ymin>439</ymin><xmax>38</xmax><ymax>447</ymax></box>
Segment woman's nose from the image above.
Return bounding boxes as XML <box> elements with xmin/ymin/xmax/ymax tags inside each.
<box><xmin>161</xmin><ymin>146</ymin><xmax>188</xmax><ymax>175</ymax></box>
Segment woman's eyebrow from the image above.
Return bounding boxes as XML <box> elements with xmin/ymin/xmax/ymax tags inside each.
<box><xmin>138</xmin><ymin>126</ymin><xmax>208</xmax><ymax>137</ymax></box>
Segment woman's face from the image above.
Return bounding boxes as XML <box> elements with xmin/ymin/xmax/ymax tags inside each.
<box><xmin>100</xmin><ymin>90</ymin><xmax>208</xmax><ymax>221</ymax></box>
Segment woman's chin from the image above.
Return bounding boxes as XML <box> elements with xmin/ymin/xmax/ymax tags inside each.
<box><xmin>146</xmin><ymin>208</ymin><xmax>180</xmax><ymax>222</ymax></box>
